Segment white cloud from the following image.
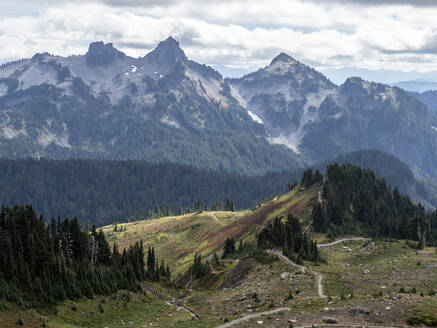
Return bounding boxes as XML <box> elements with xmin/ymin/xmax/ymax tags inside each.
<box><xmin>2</xmin><ymin>0</ymin><xmax>437</xmax><ymax>76</ymax></box>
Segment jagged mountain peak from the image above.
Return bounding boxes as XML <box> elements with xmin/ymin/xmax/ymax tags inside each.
<box><xmin>259</xmin><ymin>53</ymin><xmax>335</xmax><ymax>89</ymax></box>
<box><xmin>340</xmin><ymin>76</ymin><xmax>394</xmax><ymax>95</ymax></box>
<box><xmin>31</xmin><ymin>52</ymin><xmax>53</xmax><ymax>62</ymax></box>
<box><xmin>341</xmin><ymin>76</ymin><xmax>369</xmax><ymax>90</ymax></box>
<box><xmin>145</xmin><ymin>36</ymin><xmax>187</xmax><ymax>66</ymax></box>
<box><xmin>85</xmin><ymin>41</ymin><xmax>126</xmax><ymax>67</ymax></box>
<box><xmin>159</xmin><ymin>36</ymin><xmax>180</xmax><ymax>49</ymax></box>
<box><xmin>270</xmin><ymin>52</ymin><xmax>299</xmax><ymax>65</ymax></box>
<box><xmin>344</xmin><ymin>76</ymin><xmax>364</xmax><ymax>83</ymax></box>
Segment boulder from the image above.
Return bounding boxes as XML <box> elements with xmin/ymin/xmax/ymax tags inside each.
<box><xmin>280</xmin><ymin>272</ymin><xmax>290</xmax><ymax>279</ymax></box>
<box><xmin>350</xmin><ymin>306</ymin><xmax>370</xmax><ymax>315</ymax></box>
<box><xmin>323</xmin><ymin>317</ymin><xmax>338</xmax><ymax>324</ymax></box>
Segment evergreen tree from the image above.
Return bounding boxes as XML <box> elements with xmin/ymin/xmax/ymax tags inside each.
<box><xmin>312</xmin><ymin>203</ymin><xmax>326</xmax><ymax>233</ymax></box>
<box><xmin>178</xmin><ymin>200</ymin><xmax>183</xmax><ymax>216</ymax></box>
<box><xmin>222</xmin><ymin>237</ymin><xmax>236</xmax><ymax>258</ymax></box>
<box><xmin>0</xmin><ymin>204</ymin><xmax>166</xmax><ymax>308</ymax></box>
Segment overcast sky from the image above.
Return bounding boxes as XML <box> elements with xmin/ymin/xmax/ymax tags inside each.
<box><xmin>1</xmin><ymin>0</ymin><xmax>437</xmax><ymax>82</ymax></box>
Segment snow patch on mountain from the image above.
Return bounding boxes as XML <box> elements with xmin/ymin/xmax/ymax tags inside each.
<box><xmin>432</xmin><ymin>126</ymin><xmax>437</xmax><ymax>132</ymax></box>
<box><xmin>248</xmin><ymin>110</ymin><xmax>263</xmax><ymax>124</ymax></box>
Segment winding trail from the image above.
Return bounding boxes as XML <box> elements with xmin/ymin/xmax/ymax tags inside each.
<box><xmin>144</xmin><ymin>284</ymin><xmax>198</xmax><ymax>319</ymax></box>
<box><xmin>267</xmin><ymin>249</ymin><xmax>306</xmax><ymax>273</ymax></box>
<box><xmin>164</xmin><ymin>301</ymin><xmax>198</xmax><ymax>319</ymax></box>
<box><xmin>267</xmin><ymin>238</ymin><xmax>370</xmax><ymax>298</ymax></box>
<box><xmin>318</xmin><ymin>237</ymin><xmax>369</xmax><ymax>248</ymax></box>
<box><xmin>215</xmin><ymin>307</ymin><xmax>289</xmax><ymax>328</ymax></box>
<box><xmin>213</xmin><ymin>238</ymin><xmax>374</xmax><ymax>327</ymax></box>
<box><xmin>314</xmin><ymin>272</ymin><xmax>326</xmax><ymax>298</ymax></box>
<box><xmin>207</xmin><ymin>212</ymin><xmax>218</xmax><ymax>222</ymax></box>
<box><xmin>266</xmin><ymin>249</ymin><xmax>326</xmax><ymax>298</ymax></box>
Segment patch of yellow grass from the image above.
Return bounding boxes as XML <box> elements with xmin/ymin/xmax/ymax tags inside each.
<box><xmin>102</xmin><ymin>190</ymin><xmax>315</xmax><ymax>276</ymax></box>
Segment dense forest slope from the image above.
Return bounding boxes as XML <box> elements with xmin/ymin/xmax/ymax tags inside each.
<box><xmin>0</xmin><ymin>159</ymin><xmax>300</xmax><ymax>225</ymax></box>
<box><xmin>0</xmin><ymin>204</ymin><xmax>167</xmax><ymax>308</ymax></box>
<box><xmin>320</xmin><ymin>150</ymin><xmax>436</xmax><ymax>208</ymax></box>
<box><xmin>308</xmin><ymin>163</ymin><xmax>436</xmax><ymax>242</ymax></box>
<box><xmin>0</xmin><ymin>152</ymin><xmax>435</xmax><ymax>226</ymax></box>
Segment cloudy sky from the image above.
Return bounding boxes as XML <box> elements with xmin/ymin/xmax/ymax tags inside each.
<box><xmin>1</xmin><ymin>0</ymin><xmax>437</xmax><ymax>83</ymax></box>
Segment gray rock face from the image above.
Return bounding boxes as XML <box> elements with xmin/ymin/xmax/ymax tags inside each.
<box><xmin>227</xmin><ymin>53</ymin><xmax>336</xmax><ymax>154</ymax></box>
<box><xmin>323</xmin><ymin>317</ymin><xmax>338</xmax><ymax>324</ymax></box>
<box><xmin>1</xmin><ymin>37</ymin><xmax>437</xmax><ymax>179</ymax></box>
<box><xmin>230</xmin><ymin>59</ymin><xmax>437</xmax><ymax>179</ymax></box>
<box><xmin>0</xmin><ymin>38</ymin><xmax>303</xmax><ymax>175</ymax></box>
<box><xmin>86</xmin><ymin>42</ymin><xmax>126</xmax><ymax>67</ymax></box>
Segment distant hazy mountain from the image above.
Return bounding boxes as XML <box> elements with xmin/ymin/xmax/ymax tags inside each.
<box><xmin>321</xmin><ymin>66</ymin><xmax>437</xmax><ymax>86</ymax></box>
<box><xmin>408</xmin><ymin>90</ymin><xmax>437</xmax><ymax>111</ymax></box>
<box><xmin>1</xmin><ymin>37</ymin><xmax>437</xmax><ymax>179</ymax></box>
<box><xmin>392</xmin><ymin>80</ymin><xmax>437</xmax><ymax>93</ymax></box>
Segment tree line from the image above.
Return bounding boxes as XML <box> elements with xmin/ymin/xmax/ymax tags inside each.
<box><xmin>0</xmin><ymin>204</ymin><xmax>169</xmax><ymax>308</ymax></box>
<box><xmin>307</xmin><ymin>163</ymin><xmax>437</xmax><ymax>247</ymax></box>
<box><xmin>0</xmin><ymin>151</ymin><xmax>435</xmax><ymax>228</ymax></box>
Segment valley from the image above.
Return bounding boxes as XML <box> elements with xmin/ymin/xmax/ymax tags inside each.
<box><xmin>3</xmin><ymin>2</ymin><xmax>437</xmax><ymax>328</ymax></box>
<box><xmin>2</xmin><ymin>168</ymin><xmax>436</xmax><ymax>327</ymax></box>
<box><xmin>4</xmin><ymin>230</ymin><xmax>435</xmax><ymax>327</ymax></box>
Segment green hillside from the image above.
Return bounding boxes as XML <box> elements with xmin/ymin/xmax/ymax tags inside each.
<box><xmin>1</xmin><ymin>163</ymin><xmax>437</xmax><ymax>327</ymax></box>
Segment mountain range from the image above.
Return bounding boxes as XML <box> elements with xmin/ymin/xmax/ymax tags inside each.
<box><xmin>393</xmin><ymin>80</ymin><xmax>437</xmax><ymax>93</ymax></box>
<box><xmin>1</xmin><ymin>37</ymin><xmax>437</xmax><ymax>178</ymax></box>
